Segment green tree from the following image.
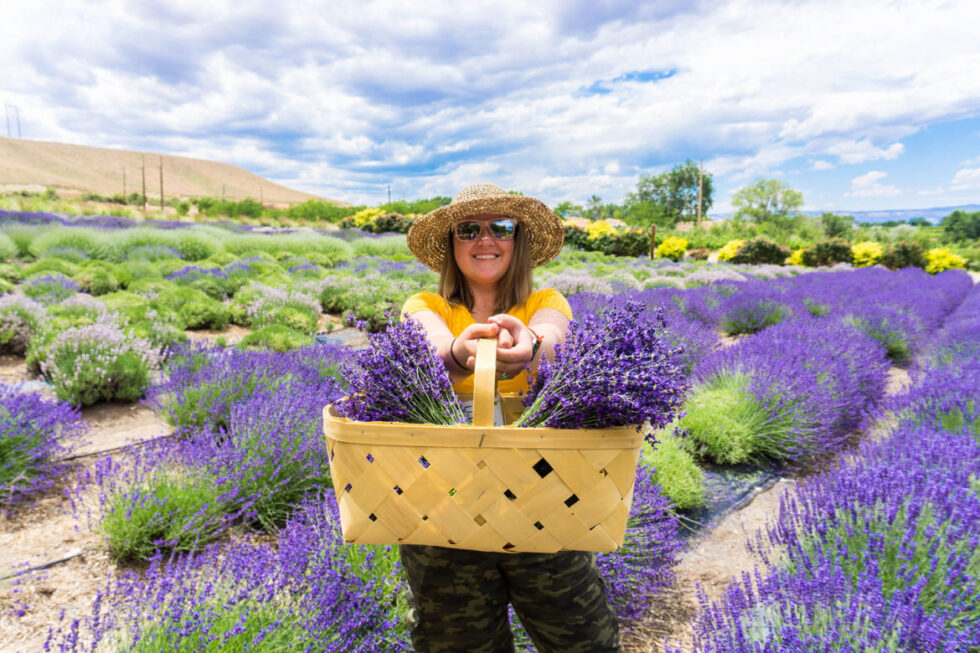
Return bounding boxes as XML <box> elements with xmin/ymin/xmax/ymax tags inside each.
<box><xmin>553</xmin><ymin>201</ymin><xmax>583</xmax><ymax>217</ymax></box>
<box><xmin>584</xmin><ymin>195</ymin><xmax>604</xmax><ymax>221</ymax></box>
<box><xmin>625</xmin><ymin>159</ymin><xmax>714</xmax><ymax>227</ymax></box>
<box><xmin>732</xmin><ymin>179</ymin><xmax>804</xmax><ymax>227</ymax></box>
<box><xmin>819</xmin><ymin>212</ymin><xmax>854</xmax><ymax>239</ymax></box>
<box><xmin>942</xmin><ymin>210</ymin><xmax>980</xmax><ymax>242</ymax></box>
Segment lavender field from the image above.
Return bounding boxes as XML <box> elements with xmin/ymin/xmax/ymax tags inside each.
<box><xmin>0</xmin><ymin>211</ymin><xmax>978</xmax><ymax>652</ymax></box>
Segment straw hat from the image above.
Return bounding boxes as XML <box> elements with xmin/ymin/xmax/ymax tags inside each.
<box><xmin>407</xmin><ymin>183</ymin><xmax>564</xmax><ymax>272</ymax></box>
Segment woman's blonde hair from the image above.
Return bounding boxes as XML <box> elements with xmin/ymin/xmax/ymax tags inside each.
<box><xmin>438</xmin><ymin>223</ymin><xmax>533</xmax><ymax>314</ymax></box>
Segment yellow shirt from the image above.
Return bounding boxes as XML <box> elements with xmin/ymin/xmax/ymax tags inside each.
<box><xmin>400</xmin><ymin>288</ymin><xmax>573</xmax><ymax>395</ymax></box>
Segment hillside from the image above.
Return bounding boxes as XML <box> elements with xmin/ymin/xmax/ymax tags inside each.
<box><xmin>0</xmin><ymin>136</ymin><xmax>347</xmax><ymax>207</ymax></box>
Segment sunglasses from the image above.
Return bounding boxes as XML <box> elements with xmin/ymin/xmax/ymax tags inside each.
<box><xmin>454</xmin><ymin>219</ymin><xmax>517</xmax><ymax>241</ymax></box>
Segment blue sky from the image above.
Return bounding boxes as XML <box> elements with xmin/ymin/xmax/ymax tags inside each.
<box><xmin>2</xmin><ymin>0</ymin><xmax>980</xmax><ymax>213</ymax></box>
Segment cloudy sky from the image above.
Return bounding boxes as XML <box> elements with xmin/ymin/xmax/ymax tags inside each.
<box><xmin>3</xmin><ymin>0</ymin><xmax>980</xmax><ymax>213</ymax></box>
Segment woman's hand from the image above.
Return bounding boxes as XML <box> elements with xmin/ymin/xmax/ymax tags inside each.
<box><xmin>453</xmin><ymin>321</ymin><xmax>506</xmax><ymax>371</ymax></box>
<box><xmin>487</xmin><ymin>314</ymin><xmax>536</xmax><ymax>379</ymax></box>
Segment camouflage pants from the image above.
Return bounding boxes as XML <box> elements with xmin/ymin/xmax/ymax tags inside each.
<box><xmin>399</xmin><ymin>545</ymin><xmax>619</xmax><ymax>653</ymax></box>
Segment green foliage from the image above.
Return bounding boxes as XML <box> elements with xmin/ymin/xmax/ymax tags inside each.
<box><xmin>350</xmin><ymin>235</ymin><xmax>412</xmax><ymax>258</ymax></box>
<box><xmin>28</xmin><ymin>227</ymin><xmax>121</xmax><ymax>262</ymax></box>
<box><xmin>730</xmin><ymin>236</ymin><xmax>791</xmax><ymax>265</ymax></box>
<box><xmin>178</xmin><ymin>297</ymin><xmax>230</xmax><ymax>330</ymax></box>
<box><xmin>721</xmin><ymin>301</ymin><xmax>790</xmax><ymax>336</ymax></box>
<box><xmin>101</xmin><ymin>471</ymin><xmax>230</xmax><ymax>562</ymax></box>
<box><xmin>379</xmin><ymin>196</ymin><xmax>451</xmax><ymax>215</ymax></box>
<box><xmin>881</xmin><ymin>240</ymin><xmax>927</xmax><ymax>270</ymax></box>
<box><xmin>221</xmin><ymin>232</ymin><xmax>353</xmax><ymax>265</ymax></box>
<box><xmin>732</xmin><ymin>179</ymin><xmax>804</xmax><ymax>227</ymax></box>
<box><xmin>24</xmin><ymin>258</ymin><xmax>79</xmax><ymax>279</ymax></box>
<box><xmin>844</xmin><ymin>315</ymin><xmax>911</xmax><ymax>366</ymax></box>
<box><xmin>818</xmin><ymin>212</ymin><xmax>855</xmax><ymax>240</ymax></box>
<box><xmin>0</xmin><ymin>263</ymin><xmax>22</xmax><ymax>283</ymax></box>
<box><xmin>0</xmin><ymin>225</ymin><xmax>40</xmax><ymax>258</ymax></box>
<box><xmin>73</xmin><ymin>264</ymin><xmax>121</xmax><ymax>295</ymax></box>
<box><xmin>281</xmin><ymin>198</ymin><xmax>361</xmax><ymax>223</ymax></box>
<box><xmin>639</xmin><ymin>430</ymin><xmax>706</xmax><ymax>510</ymax></box>
<box><xmin>204</xmin><ymin>251</ymin><xmax>238</xmax><ymax>266</ymax></box>
<box><xmin>0</xmin><ymin>231</ymin><xmax>18</xmax><ymax>261</ymax></box>
<box><xmin>941</xmin><ymin>209</ymin><xmax>980</xmax><ymax>242</ymax></box>
<box><xmin>625</xmin><ymin>160</ymin><xmax>714</xmax><ymax>227</ymax></box>
<box><xmin>237</xmin><ymin>325</ymin><xmax>314</xmax><ymax>352</ymax></box>
<box><xmin>801</xmin><ymin>239</ymin><xmax>853</xmax><ymax>267</ymax></box>
<box><xmin>679</xmin><ymin>372</ymin><xmax>775</xmax><ymax>464</ymax></box>
<box><xmin>172</xmin><ymin>231</ymin><xmax>221</xmax><ymax>261</ymax></box>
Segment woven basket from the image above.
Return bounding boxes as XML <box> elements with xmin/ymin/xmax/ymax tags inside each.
<box><xmin>323</xmin><ymin>338</ymin><xmax>644</xmax><ymax>553</ymax></box>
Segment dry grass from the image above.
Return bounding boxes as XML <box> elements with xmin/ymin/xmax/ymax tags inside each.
<box><xmin>0</xmin><ymin>135</ymin><xmax>347</xmax><ymax>206</ymax></box>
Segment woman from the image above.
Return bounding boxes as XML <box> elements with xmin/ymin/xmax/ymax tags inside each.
<box><xmin>400</xmin><ymin>183</ymin><xmax>619</xmax><ymax>653</ymax></box>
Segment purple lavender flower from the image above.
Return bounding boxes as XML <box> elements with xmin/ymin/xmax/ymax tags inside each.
<box><xmin>334</xmin><ymin>317</ymin><xmax>466</xmax><ymax>425</ymax></box>
<box><xmin>1</xmin><ymin>389</ymin><xmax>86</xmax><ymax>508</ymax></box>
<box><xmin>517</xmin><ymin>299</ymin><xmax>688</xmax><ymax>430</ymax></box>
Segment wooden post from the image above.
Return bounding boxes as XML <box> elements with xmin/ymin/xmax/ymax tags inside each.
<box><xmin>260</xmin><ymin>186</ymin><xmax>263</xmax><ymax>205</ymax></box>
<box><xmin>697</xmin><ymin>160</ymin><xmax>703</xmax><ymax>228</ymax></box>
<box><xmin>159</xmin><ymin>156</ymin><xmax>164</xmax><ymax>212</ymax></box>
<box><xmin>122</xmin><ymin>167</ymin><xmax>126</xmax><ymax>198</ymax></box>
<box><xmin>650</xmin><ymin>225</ymin><xmax>657</xmax><ymax>258</ymax></box>
<box><xmin>141</xmin><ymin>156</ymin><xmax>147</xmax><ymax>211</ymax></box>
<box><xmin>222</xmin><ymin>184</ymin><xmax>226</xmax><ymax>202</ymax></box>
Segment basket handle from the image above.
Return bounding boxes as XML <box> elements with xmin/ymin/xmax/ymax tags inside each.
<box><xmin>472</xmin><ymin>338</ymin><xmax>497</xmax><ymax>427</ymax></box>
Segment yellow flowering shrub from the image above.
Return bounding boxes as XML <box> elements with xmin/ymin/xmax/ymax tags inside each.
<box><xmin>786</xmin><ymin>249</ymin><xmax>805</xmax><ymax>266</ymax></box>
<box><xmin>925</xmin><ymin>247</ymin><xmax>968</xmax><ymax>274</ymax></box>
<box><xmin>851</xmin><ymin>241</ymin><xmax>883</xmax><ymax>268</ymax></box>
<box><xmin>352</xmin><ymin>207</ymin><xmax>384</xmax><ymax>227</ymax></box>
<box><xmin>717</xmin><ymin>239</ymin><xmax>745</xmax><ymax>262</ymax></box>
<box><xmin>585</xmin><ymin>220</ymin><xmax>618</xmax><ymax>241</ymax></box>
<box><xmin>655</xmin><ymin>236</ymin><xmax>689</xmax><ymax>261</ymax></box>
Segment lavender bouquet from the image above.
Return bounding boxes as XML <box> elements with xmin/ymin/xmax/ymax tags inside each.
<box><xmin>516</xmin><ymin>299</ymin><xmax>688</xmax><ymax>430</ymax></box>
<box><xmin>334</xmin><ymin>317</ymin><xmax>467</xmax><ymax>425</ymax></box>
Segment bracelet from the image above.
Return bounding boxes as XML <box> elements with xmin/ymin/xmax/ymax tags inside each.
<box><xmin>528</xmin><ymin>327</ymin><xmax>543</xmax><ymax>360</ymax></box>
<box><xmin>449</xmin><ymin>337</ymin><xmax>468</xmax><ymax>370</ymax></box>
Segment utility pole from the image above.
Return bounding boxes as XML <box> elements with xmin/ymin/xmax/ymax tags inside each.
<box><xmin>4</xmin><ymin>106</ymin><xmax>9</xmax><ymax>137</ymax></box>
<box><xmin>14</xmin><ymin>106</ymin><xmax>20</xmax><ymax>138</ymax></box>
<box><xmin>387</xmin><ymin>184</ymin><xmax>391</xmax><ymax>204</ymax></box>
<box><xmin>222</xmin><ymin>184</ymin><xmax>226</xmax><ymax>202</ymax></box>
<box><xmin>159</xmin><ymin>156</ymin><xmax>164</xmax><ymax>212</ymax></box>
<box><xmin>697</xmin><ymin>160</ymin><xmax>703</xmax><ymax>228</ymax></box>
<box><xmin>260</xmin><ymin>186</ymin><xmax>263</xmax><ymax>205</ymax></box>
<box><xmin>141</xmin><ymin>156</ymin><xmax>147</xmax><ymax>211</ymax></box>
<box><xmin>123</xmin><ymin>167</ymin><xmax>126</xmax><ymax>198</ymax></box>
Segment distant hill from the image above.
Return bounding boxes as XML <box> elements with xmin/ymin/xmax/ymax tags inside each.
<box><xmin>0</xmin><ymin>136</ymin><xmax>348</xmax><ymax>207</ymax></box>
<box><xmin>822</xmin><ymin>204</ymin><xmax>980</xmax><ymax>224</ymax></box>
<box><xmin>714</xmin><ymin>203</ymin><xmax>979</xmax><ymax>224</ymax></box>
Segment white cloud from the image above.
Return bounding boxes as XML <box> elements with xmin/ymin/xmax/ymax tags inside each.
<box><xmin>847</xmin><ymin>170</ymin><xmax>902</xmax><ymax>198</ymax></box>
<box><xmin>826</xmin><ymin>141</ymin><xmax>905</xmax><ymax>165</ymax></box>
<box><xmin>960</xmin><ymin>156</ymin><xmax>980</xmax><ymax>166</ymax></box>
<box><xmin>2</xmin><ymin>0</ymin><xmax>980</xmax><ymax>206</ymax></box>
<box><xmin>950</xmin><ymin>167</ymin><xmax>980</xmax><ymax>191</ymax></box>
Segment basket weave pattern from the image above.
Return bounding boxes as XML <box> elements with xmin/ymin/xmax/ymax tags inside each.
<box><xmin>324</xmin><ymin>339</ymin><xmax>644</xmax><ymax>553</ymax></box>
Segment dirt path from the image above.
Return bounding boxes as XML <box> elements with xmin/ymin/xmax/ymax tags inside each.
<box><xmin>624</xmin><ymin>366</ymin><xmax>912</xmax><ymax>652</ymax></box>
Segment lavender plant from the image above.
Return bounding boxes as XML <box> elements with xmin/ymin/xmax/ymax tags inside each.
<box><xmin>334</xmin><ymin>317</ymin><xmax>466</xmax><ymax>425</ymax></box>
<box><xmin>596</xmin><ymin>470</ymin><xmax>684</xmax><ymax>624</ymax></box>
<box><xmin>0</xmin><ymin>295</ymin><xmax>46</xmax><ymax>355</ymax></box>
<box><xmin>516</xmin><ymin>300</ymin><xmax>688</xmax><ymax>430</ymax></box>
<box><xmin>22</xmin><ymin>272</ymin><xmax>81</xmax><ymax>304</ymax></box>
<box><xmin>146</xmin><ymin>342</ymin><xmax>351</xmax><ymax>434</ymax></box>
<box><xmin>40</xmin><ymin>314</ymin><xmax>162</xmax><ymax>406</ymax></box>
<box><xmin>48</xmin><ymin>496</ymin><xmax>408</xmax><ymax>652</ymax></box>
<box><xmin>1</xmin><ymin>389</ymin><xmax>85</xmax><ymax>507</ymax></box>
